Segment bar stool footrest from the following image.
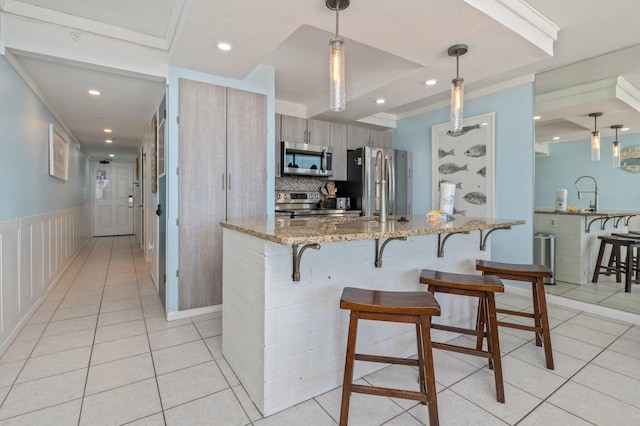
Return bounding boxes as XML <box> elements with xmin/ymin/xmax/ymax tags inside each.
<box><xmin>355</xmin><ymin>353</ymin><xmax>419</xmax><ymax>367</ymax></box>
<box><xmin>351</xmin><ymin>384</ymin><xmax>429</xmax><ymax>403</ymax></box>
<box><xmin>432</xmin><ymin>341</ymin><xmax>492</xmax><ymax>359</ymax></box>
<box><xmin>495</xmin><ymin>308</ymin><xmax>535</xmax><ymax>319</ymax></box>
<box><xmin>431</xmin><ymin>323</ymin><xmax>484</xmax><ymax>338</ymax></box>
<box><xmin>496</xmin><ymin>320</ymin><xmax>540</xmax><ymax>333</ymax></box>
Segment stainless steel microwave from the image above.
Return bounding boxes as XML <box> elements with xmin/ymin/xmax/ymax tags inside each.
<box><xmin>281</xmin><ymin>141</ymin><xmax>333</xmax><ymax>177</ymax></box>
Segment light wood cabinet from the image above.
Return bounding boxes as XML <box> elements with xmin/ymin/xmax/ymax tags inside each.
<box><xmin>275</xmin><ymin>113</ymin><xmax>282</xmax><ymax>177</ymax></box>
<box><xmin>330</xmin><ymin>122</ymin><xmax>348</xmax><ymax>181</ymax></box>
<box><xmin>371</xmin><ymin>129</ymin><xmax>394</xmax><ymax>149</ymax></box>
<box><xmin>178</xmin><ymin>79</ymin><xmax>266</xmax><ymax>310</ymax></box>
<box><xmin>347</xmin><ymin>125</ymin><xmax>371</xmax><ymax>150</ymax></box>
<box><xmin>280</xmin><ymin>115</ymin><xmax>331</xmax><ymax>145</ymax></box>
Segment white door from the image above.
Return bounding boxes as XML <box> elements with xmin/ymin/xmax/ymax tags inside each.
<box><xmin>93</xmin><ymin>161</ymin><xmax>134</xmax><ymax>236</ymax></box>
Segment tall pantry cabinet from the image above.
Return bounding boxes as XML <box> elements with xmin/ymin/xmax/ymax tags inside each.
<box><xmin>178</xmin><ymin>79</ymin><xmax>266</xmax><ymax>310</ymax></box>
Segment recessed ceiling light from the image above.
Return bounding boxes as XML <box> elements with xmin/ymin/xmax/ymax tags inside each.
<box><xmin>108</xmin><ymin>154</ymin><xmax>115</xmax><ymax>158</ymax></box>
<box><xmin>217</xmin><ymin>42</ymin><xmax>232</xmax><ymax>51</ymax></box>
<box><xmin>375</xmin><ymin>98</ymin><xmax>386</xmax><ymax>104</ymax></box>
<box><xmin>105</xmin><ymin>139</ymin><xmax>113</xmax><ymax>143</ymax></box>
<box><xmin>104</xmin><ymin>129</ymin><xmax>112</xmax><ymax>133</ymax></box>
<box><xmin>88</xmin><ymin>89</ymin><xmax>100</xmax><ymax>96</ymax></box>
<box><xmin>481</xmin><ymin>122</ymin><xmax>488</xmax><ymax>126</ymax></box>
<box><xmin>533</xmin><ymin>116</ymin><xmax>541</xmax><ymax>120</ymax></box>
<box><xmin>552</xmin><ymin>136</ymin><xmax>560</xmax><ymax>140</ymax></box>
<box><xmin>622</xmin><ymin>127</ymin><xmax>630</xmax><ymax>131</ymax></box>
<box><xmin>424</xmin><ymin>79</ymin><xmax>438</xmax><ymax>86</ymax></box>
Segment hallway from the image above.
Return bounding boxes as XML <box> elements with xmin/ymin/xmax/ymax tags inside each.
<box><xmin>0</xmin><ymin>237</ymin><xmax>639</xmax><ymax>425</ymax></box>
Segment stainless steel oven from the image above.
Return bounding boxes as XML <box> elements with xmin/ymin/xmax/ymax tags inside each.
<box><xmin>275</xmin><ymin>191</ymin><xmax>360</xmax><ymax>218</ymax></box>
<box><xmin>281</xmin><ymin>142</ymin><xmax>333</xmax><ymax>177</ymax></box>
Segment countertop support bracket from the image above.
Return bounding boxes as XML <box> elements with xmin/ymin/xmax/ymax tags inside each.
<box><xmin>625</xmin><ymin>216</ymin><xmax>633</xmax><ymax>226</ymax></box>
<box><xmin>614</xmin><ymin>216</ymin><xmax>625</xmax><ymax>227</ymax></box>
<box><xmin>438</xmin><ymin>231</ymin><xmax>470</xmax><ymax>257</ymax></box>
<box><xmin>479</xmin><ymin>226</ymin><xmax>511</xmax><ymax>251</ymax></box>
<box><xmin>292</xmin><ymin>243</ymin><xmax>321</xmax><ymax>282</ymax></box>
<box><xmin>600</xmin><ymin>217</ymin><xmax>613</xmax><ymax>230</ymax></box>
<box><xmin>585</xmin><ymin>216</ymin><xmax>605</xmax><ymax>233</ymax></box>
<box><xmin>374</xmin><ymin>236</ymin><xmax>408</xmax><ymax>268</ymax></box>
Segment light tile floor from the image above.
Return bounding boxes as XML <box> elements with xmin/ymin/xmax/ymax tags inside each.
<box><xmin>546</xmin><ymin>274</ymin><xmax>640</xmax><ymax>315</ymax></box>
<box><xmin>1</xmin><ymin>236</ymin><xmax>640</xmax><ymax>425</ymax></box>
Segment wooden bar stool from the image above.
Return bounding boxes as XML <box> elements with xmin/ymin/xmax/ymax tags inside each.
<box><xmin>593</xmin><ymin>235</ymin><xmax>640</xmax><ymax>292</ymax></box>
<box><xmin>419</xmin><ymin>270</ymin><xmax>505</xmax><ymax>403</ymax></box>
<box><xmin>339</xmin><ymin>287</ymin><xmax>441</xmax><ymax>426</ymax></box>
<box><xmin>475</xmin><ymin>260</ymin><xmax>554</xmax><ymax>370</ymax></box>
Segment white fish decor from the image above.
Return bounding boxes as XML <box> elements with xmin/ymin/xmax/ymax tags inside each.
<box><xmin>477</xmin><ymin>167</ymin><xmax>486</xmax><ymax>177</ymax></box>
<box><xmin>453</xmin><ymin>207</ymin><xmax>467</xmax><ymax>216</ymax></box>
<box><xmin>464</xmin><ymin>144</ymin><xmax>486</xmax><ymax>158</ymax></box>
<box><xmin>463</xmin><ymin>192</ymin><xmax>486</xmax><ymax>205</ymax></box>
<box><xmin>438</xmin><ymin>148</ymin><xmax>455</xmax><ymax>159</ymax></box>
<box><xmin>439</xmin><ymin>163</ymin><xmax>468</xmax><ymax>174</ymax></box>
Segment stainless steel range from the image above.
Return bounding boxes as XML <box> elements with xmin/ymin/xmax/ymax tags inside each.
<box><xmin>275</xmin><ymin>191</ymin><xmax>360</xmax><ymax>218</ymax></box>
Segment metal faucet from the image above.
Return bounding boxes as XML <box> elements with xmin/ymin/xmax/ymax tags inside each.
<box><xmin>376</xmin><ymin>151</ymin><xmax>388</xmax><ymax>223</ymax></box>
<box><xmin>574</xmin><ymin>175</ymin><xmax>599</xmax><ymax>212</ymax></box>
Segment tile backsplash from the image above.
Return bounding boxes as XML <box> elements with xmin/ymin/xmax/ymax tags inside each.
<box><xmin>275</xmin><ymin>176</ymin><xmax>331</xmax><ymax>192</ymax></box>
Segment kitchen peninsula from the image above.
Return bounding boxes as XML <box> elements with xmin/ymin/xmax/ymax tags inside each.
<box><xmin>534</xmin><ymin>209</ymin><xmax>640</xmax><ymax>284</ymax></box>
<box><xmin>221</xmin><ymin>215</ymin><xmax>524</xmax><ymax>415</ymax></box>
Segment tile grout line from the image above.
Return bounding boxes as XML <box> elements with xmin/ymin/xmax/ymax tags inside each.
<box><xmin>0</xmin><ymin>238</ymin><xmax>97</xmax><ymax>417</ymax></box>
<box><xmin>78</xmin><ymin>236</ymin><xmax>115</xmax><ymax>425</ymax></box>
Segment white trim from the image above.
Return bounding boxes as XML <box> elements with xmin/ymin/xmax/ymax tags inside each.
<box><xmin>166</xmin><ymin>303</ymin><xmax>222</xmax><ymax>321</ymax></box>
<box><xmin>464</xmin><ymin>0</ymin><xmax>558</xmax><ymax>56</ymax></box>
<box><xmin>504</xmin><ymin>284</ymin><xmax>640</xmax><ymax>325</ymax></box>
<box><xmin>3</xmin><ymin>49</ymin><xmax>81</xmax><ymax>147</ymax></box>
<box><xmin>357</xmin><ymin>113</ymin><xmax>397</xmax><ymax>129</ymax></box>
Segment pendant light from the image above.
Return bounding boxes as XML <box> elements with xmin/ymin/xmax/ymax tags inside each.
<box><xmin>327</xmin><ymin>0</ymin><xmax>349</xmax><ymax>112</ymax></box>
<box><xmin>588</xmin><ymin>112</ymin><xmax>602</xmax><ymax>161</ymax></box>
<box><xmin>448</xmin><ymin>44</ymin><xmax>468</xmax><ymax>135</ymax></box>
<box><xmin>611</xmin><ymin>124</ymin><xmax>623</xmax><ymax>168</ymax></box>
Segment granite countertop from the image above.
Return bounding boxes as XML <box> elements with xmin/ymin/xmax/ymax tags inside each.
<box><xmin>535</xmin><ymin>208</ymin><xmax>640</xmax><ymax>217</ymax></box>
<box><xmin>221</xmin><ymin>215</ymin><xmax>525</xmax><ymax>245</ymax></box>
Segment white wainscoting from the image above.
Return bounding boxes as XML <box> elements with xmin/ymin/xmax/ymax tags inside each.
<box><xmin>0</xmin><ymin>206</ymin><xmax>91</xmax><ymax>355</ymax></box>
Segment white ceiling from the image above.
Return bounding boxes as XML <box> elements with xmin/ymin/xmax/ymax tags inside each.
<box><xmin>1</xmin><ymin>0</ymin><xmax>640</xmax><ymax>160</ymax></box>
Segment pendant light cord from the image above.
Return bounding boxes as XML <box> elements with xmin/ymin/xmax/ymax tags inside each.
<box><xmin>456</xmin><ymin>52</ymin><xmax>460</xmax><ymax>79</ymax></box>
<box><xmin>335</xmin><ymin>0</ymin><xmax>340</xmax><ymax>37</ymax></box>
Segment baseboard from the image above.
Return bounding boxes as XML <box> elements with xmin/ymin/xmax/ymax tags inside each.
<box><xmin>166</xmin><ymin>304</ymin><xmax>222</xmax><ymax>321</ymax></box>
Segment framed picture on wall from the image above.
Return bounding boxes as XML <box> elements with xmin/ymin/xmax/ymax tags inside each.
<box><xmin>431</xmin><ymin>112</ymin><xmax>495</xmax><ymax>218</ymax></box>
<box><xmin>48</xmin><ymin>123</ymin><xmax>69</xmax><ymax>181</ymax></box>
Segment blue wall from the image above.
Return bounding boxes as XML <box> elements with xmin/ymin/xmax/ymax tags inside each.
<box><xmin>395</xmin><ymin>83</ymin><xmax>535</xmax><ymax>264</ymax></box>
<box><xmin>535</xmin><ymin>135</ymin><xmax>640</xmax><ymax>209</ymax></box>
<box><xmin>0</xmin><ymin>55</ymin><xmax>91</xmax><ymax>222</ymax></box>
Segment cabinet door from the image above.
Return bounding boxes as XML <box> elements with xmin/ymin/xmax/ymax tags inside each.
<box><xmin>347</xmin><ymin>125</ymin><xmax>371</xmax><ymax>150</ymax></box>
<box><xmin>307</xmin><ymin>119</ymin><xmax>331</xmax><ymax>145</ymax></box>
<box><xmin>280</xmin><ymin>115</ymin><xmax>307</xmax><ymax>143</ymax></box>
<box><xmin>330</xmin><ymin>122</ymin><xmax>348</xmax><ymax>181</ymax></box>
<box><xmin>371</xmin><ymin>129</ymin><xmax>394</xmax><ymax>149</ymax></box>
<box><xmin>226</xmin><ymin>87</ymin><xmax>267</xmax><ymax>223</ymax></box>
<box><xmin>178</xmin><ymin>79</ymin><xmax>226</xmax><ymax>309</ymax></box>
<box><xmin>275</xmin><ymin>114</ymin><xmax>281</xmax><ymax>177</ymax></box>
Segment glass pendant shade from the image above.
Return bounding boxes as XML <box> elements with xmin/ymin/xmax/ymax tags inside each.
<box><xmin>329</xmin><ymin>37</ymin><xmax>345</xmax><ymax>112</ymax></box>
<box><xmin>612</xmin><ymin>141</ymin><xmax>621</xmax><ymax>167</ymax></box>
<box><xmin>450</xmin><ymin>78</ymin><xmax>464</xmax><ymax>133</ymax></box>
<box><xmin>591</xmin><ymin>131</ymin><xmax>600</xmax><ymax>161</ymax></box>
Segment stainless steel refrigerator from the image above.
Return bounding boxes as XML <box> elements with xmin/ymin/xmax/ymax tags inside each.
<box><xmin>346</xmin><ymin>147</ymin><xmax>412</xmax><ymax>217</ymax></box>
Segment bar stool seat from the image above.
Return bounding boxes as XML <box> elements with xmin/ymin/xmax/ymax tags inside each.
<box><xmin>475</xmin><ymin>260</ymin><xmax>554</xmax><ymax>370</ymax></box>
<box><xmin>419</xmin><ymin>269</ymin><xmax>505</xmax><ymax>403</ymax></box>
<box><xmin>593</xmin><ymin>235</ymin><xmax>640</xmax><ymax>292</ymax></box>
<box><xmin>339</xmin><ymin>287</ymin><xmax>441</xmax><ymax>426</ymax></box>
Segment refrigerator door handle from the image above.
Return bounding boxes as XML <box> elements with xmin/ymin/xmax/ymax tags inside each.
<box><xmin>388</xmin><ymin>156</ymin><xmax>395</xmax><ymax>215</ymax></box>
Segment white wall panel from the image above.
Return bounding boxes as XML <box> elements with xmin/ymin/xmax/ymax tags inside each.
<box><xmin>0</xmin><ymin>206</ymin><xmax>91</xmax><ymax>356</ymax></box>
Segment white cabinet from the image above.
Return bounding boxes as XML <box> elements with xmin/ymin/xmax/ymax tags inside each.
<box><xmin>178</xmin><ymin>79</ymin><xmax>266</xmax><ymax>310</ymax></box>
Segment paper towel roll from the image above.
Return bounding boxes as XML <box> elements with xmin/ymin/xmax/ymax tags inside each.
<box><xmin>439</xmin><ymin>182</ymin><xmax>456</xmax><ymax>215</ymax></box>
<box><xmin>555</xmin><ymin>188</ymin><xmax>568</xmax><ymax>211</ymax></box>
